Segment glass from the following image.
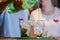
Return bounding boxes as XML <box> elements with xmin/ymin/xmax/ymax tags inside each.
<box><xmin>33</xmin><ymin>20</ymin><xmax>45</xmax><ymax>37</ymax></box>
<box><xmin>24</xmin><ymin>20</ymin><xmax>46</xmax><ymax>38</ymax></box>
<box><xmin>19</xmin><ymin>20</ymin><xmax>46</xmax><ymax>38</ymax></box>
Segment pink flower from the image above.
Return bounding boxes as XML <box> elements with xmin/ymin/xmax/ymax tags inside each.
<box><xmin>19</xmin><ymin>18</ymin><xmax>23</xmax><ymax>21</ymax></box>
<box><xmin>53</xmin><ymin>19</ymin><xmax>59</xmax><ymax>23</ymax></box>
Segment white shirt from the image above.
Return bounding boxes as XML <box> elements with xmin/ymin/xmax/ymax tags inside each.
<box><xmin>30</xmin><ymin>7</ymin><xmax>60</xmax><ymax>37</ymax></box>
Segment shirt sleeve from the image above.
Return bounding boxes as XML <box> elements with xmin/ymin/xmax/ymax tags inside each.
<box><xmin>0</xmin><ymin>9</ymin><xmax>6</xmax><ymax>37</ymax></box>
<box><xmin>53</xmin><ymin>7</ymin><xmax>60</xmax><ymax>15</ymax></box>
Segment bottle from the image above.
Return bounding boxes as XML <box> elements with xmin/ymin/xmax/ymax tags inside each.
<box><xmin>30</xmin><ymin>25</ymin><xmax>35</xmax><ymax>38</ymax></box>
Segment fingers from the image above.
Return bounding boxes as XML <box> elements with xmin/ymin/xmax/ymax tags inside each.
<box><xmin>16</xmin><ymin>0</ymin><xmax>22</xmax><ymax>4</ymax></box>
<box><xmin>15</xmin><ymin>0</ymin><xmax>17</xmax><ymax>3</ymax></box>
<box><xmin>18</xmin><ymin>0</ymin><xmax>20</xmax><ymax>3</ymax></box>
<box><xmin>40</xmin><ymin>0</ymin><xmax>42</xmax><ymax>2</ymax></box>
<box><xmin>14</xmin><ymin>0</ymin><xmax>20</xmax><ymax>3</ymax></box>
<box><xmin>38</xmin><ymin>0</ymin><xmax>42</xmax><ymax>3</ymax></box>
<box><xmin>13</xmin><ymin>0</ymin><xmax>22</xmax><ymax>5</ymax></box>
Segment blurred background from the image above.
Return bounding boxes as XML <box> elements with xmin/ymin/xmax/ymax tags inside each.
<box><xmin>0</xmin><ymin>0</ymin><xmax>60</xmax><ymax>13</ymax></box>
<box><xmin>0</xmin><ymin>0</ymin><xmax>60</xmax><ymax>40</ymax></box>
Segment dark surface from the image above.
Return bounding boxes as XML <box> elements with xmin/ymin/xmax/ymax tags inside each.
<box><xmin>58</xmin><ymin>0</ymin><xmax>60</xmax><ymax>8</ymax></box>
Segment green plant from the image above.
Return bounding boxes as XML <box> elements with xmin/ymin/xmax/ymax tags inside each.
<box><xmin>21</xmin><ymin>28</ymin><xmax>28</xmax><ymax>37</ymax></box>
